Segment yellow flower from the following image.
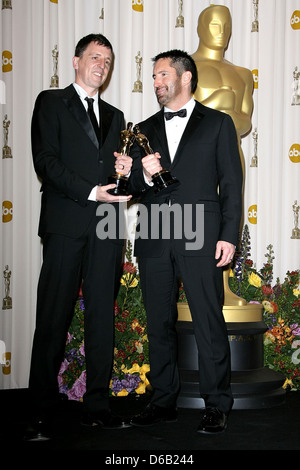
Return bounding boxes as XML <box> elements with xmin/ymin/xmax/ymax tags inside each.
<box><xmin>283</xmin><ymin>378</ymin><xmax>293</xmax><ymax>390</ymax></box>
<box><xmin>229</xmin><ymin>268</ymin><xmax>234</xmax><ymax>277</ymax></box>
<box><xmin>117</xmin><ymin>389</ymin><xmax>129</xmax><ymax>396</ymax></box>
<box><xmin>131</xmin><ymin>319</ymin><xmax>139</xmax><ymax>330</ymax></box>
<box><xmin>139</xmin><ymin>364</ymin><xmax>150</xmax><ymax>383</ymax></box>
<box><xmin>264</xmin><ymin>330</ymin><xmax>275</xmax><ymax>344</ymax></box>
<box><xmin>140</xmin><ymin>364</ymin><xmax>150</xmax><ymax>374</ymax></box>
<box><xmin>120</xmin><ymin>274</ymin><xmax>128</xmax><ymax>286</ymax></box>
<box><xmin>127</xmin><ymin>363</ymin><xmax>140</xmax><ymax>374</ymax></box>
<box><xmin>262</xmin><ymin>300</ymin><xmax>275</xmax><ymax>313</ymax></box>
<box><xmin>293</xmin><ymin>288</ymin><xmax>300</xmax><ymax>297</ymax></box>
<box><xmin>120</xmin><ymin>273</ymin><xmax>138</xmax><ymax>288</ymax></box>
<box><xmin>129</xmin><ymin>277</ymin><xmax>138</xmax><ymax>288</ymax></box>
<box><xmin>135</xmin><ymin>340</ymin><xmax>143</xmax><ymax>354</ymax></box>
<box><xmin>135</xmin><ymin>382</ymin><xmax>147</xmax><ymax>394</ymax></box>
<box><xmin>248</xmin><ymin>272</ymin><xmax>261</xmax><ymax>287</ymax></box>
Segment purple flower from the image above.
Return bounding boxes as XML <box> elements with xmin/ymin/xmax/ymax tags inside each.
<box><xmin>291</xmin><ymin>324</ymin><xmax>300</xmax><ymax>336</ymax></box>
<box><xmin>79</xmin><ymin>343</ymin><xmax>85</xmax><ymax>357</ymax></box>
<box><xmin>273</xmin><ymin>284</ymin><xmax>283</xmax><ymax>298</ymax></box>
<box><xmin>111</xmin><ymin>373</ymin><xmax>141</xmax><ymax>394</ymax></box>
<box><xmin>58</xmin><ymin>358</ymin><xmax>69</xmax><ymax>374</ymax></box>
<box><xmin>111</xmin><ymin>376</ymin><xmax>124</xmax><ymax>394</ymax></box>
<box><xmin>68</xmin><ymin>371</ymin><xmax>86</xmax><ymax>401</ymax></box>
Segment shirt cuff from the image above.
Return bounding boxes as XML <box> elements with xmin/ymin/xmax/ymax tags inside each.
<box><xmin>144</xmin><ymin>172</ymin><xmax>154</xmax><ymax>186</ymax></box>
<box><xmin>88</xmin><ymin>186</ymin><xmax>98</xmax><ymax>201</ymax></box>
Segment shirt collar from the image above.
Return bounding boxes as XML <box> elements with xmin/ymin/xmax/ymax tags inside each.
<box><xmin>164</xmin><ymin>97</ymin><xmax>195</xmax><ymax>117</ymax></box>
<box><xmin>73</xmin><ymin>83</ymin><xmax>99</xmax><ymax>103</ymax></box>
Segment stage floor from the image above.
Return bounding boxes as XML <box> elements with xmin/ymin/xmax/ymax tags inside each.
<box><xmin>1</xmin><ymin>388</ymin><xmax>299</xmax><ymax>452</ymax></box>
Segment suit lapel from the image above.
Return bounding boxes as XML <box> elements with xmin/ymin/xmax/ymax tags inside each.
<box><xmin>62</xmin><ymin>85</ymin><xmax>99</xmax><ymax>149</ymax></box>
<box><xmin>99</xmin><ymin>99</ymin><xmax>114</xmax><ymax>148</ymax></box>
<box><xmin>171</xmin><ymin>102</ymin><xmax>205</xmax><ymax>166</ymax></box>
<box><xmin>152</xmin><ymin>103</ymin><xmax>205</xmax><ymax>168</ymax></box>
<box><xmin>152</xmin><ymin>110</ymin><xmax>171</xmax><ymax>164</ymax></box>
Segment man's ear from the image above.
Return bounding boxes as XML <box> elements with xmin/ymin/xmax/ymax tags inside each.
<box><xmin>72</xmin><ymin>56</ymin><xmax>79</xmax><ymax>70</ymax></box>
<box><xmin>182</xmin><ymin>70</ymin><xmax>192</xmax><ymax>86</ymax></box>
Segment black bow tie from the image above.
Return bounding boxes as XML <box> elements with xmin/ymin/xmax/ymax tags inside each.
<box><xmin>164</xmin><ymin>109</ymin><xmax>187</xmax><ymax>120</ymax></box>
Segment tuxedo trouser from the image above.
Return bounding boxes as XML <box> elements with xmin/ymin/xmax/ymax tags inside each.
<box><xmin>138</xmin><ymin>246</ymin><xmax>233</xmax><ymax>414</ymax></box>
<box><xmin>29</xmin><ymin>220</ymin><xmax>123</xmax><ymax>415</ymax></box>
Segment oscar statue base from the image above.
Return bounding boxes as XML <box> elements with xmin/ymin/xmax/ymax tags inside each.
<box><xmin>291</xmin><ymin>228</ymin><xmax>300</xmax><ymax>239</ymax></box>
<box><xmin>152</xmin><ymin>170</ymin><xmax>180</xmax><ymax>194</ymax></box>
<box><xmin>132</xmin><ymin>80</ymin><xmax>142</xmax><ymax>93</ymax></box>
<box><xmin>2</xmin><ymin>297</ymin><xmax>12</xmax><ymax>310</ymax></box>
<box><xmin>107</xmin><ymin>174</ymin><xmax>129</xmax><ymax>196</ymax></box>
<box><xmin>176</xmin><ymin>302</ymin><xmax>286</xmax><ymax>409</ymax></box>
<box><xmin>50</xmin><ymin>75</ymin><xmax>59</xmax><ymax>88</ymax></box>
<box><xmin>2</xmin><ymin>146</ymin><xmax>12</xmax><ymax>159</ymax></box>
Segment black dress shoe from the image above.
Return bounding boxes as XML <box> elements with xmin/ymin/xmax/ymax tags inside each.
<box><xmin>131</xmin><ymin>403</ymin><xmax>177</xmax><ymax>426</ymax></box>
<box><xmin>23</xmin><ymin>418</ymin><xmax>53</xmax><ymax>442</ymax></box>
<box><xmin>81</xmin><ymin>409</ymin><xmax>131</xmax><ymax>429</ymax></box>
<box><xmin>197</xmin><ymin>407</ymin><xmax>227</xmax><ymax>434</ymax></box>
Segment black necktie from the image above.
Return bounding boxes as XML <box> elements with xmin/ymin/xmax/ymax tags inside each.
<box><xmin>85</xmin><ymin>97</ymin><xmax>100</xmax><ymax>139</ymax></box>
<box><xmin>164</xmin><ymin>109</ymin><xmax>187</xmax><ymax>120</ymax></box>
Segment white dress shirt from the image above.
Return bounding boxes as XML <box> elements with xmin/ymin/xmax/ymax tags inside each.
<box><xmin>144</xmin><ymin>97</ymin><xmax>195</xmax><ymax>186</ymax></box>
<box><xmin>73</xmin><ymin>83</ymin><xmax>99</xmax><ymax>201</ymax></box>
<box><xmin>164</xmin><ymin>97</ymin><xmax>195</xmax><ymax>160</ymax></box>
<box><xmin>73</xmin><ymin>82</ymin><xmax>100</xmax><ymax>123</ymax></box>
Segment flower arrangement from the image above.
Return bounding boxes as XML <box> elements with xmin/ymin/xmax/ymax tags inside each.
<box><xmin>111</xmin><ymin>242</ymin><xmax>150</xmax><ymax>396</ymax></box>
<box><xmin>59</xmin><ymin>227</ymin><xmax>300</xmax><ymax>398</ymax></box>
<box><xmin>228</xmin><ymin>225</ymin><xmax>300</xmax><ymax>390</ymax></box>
<box><xmin>178</xmin><ymin>225</ymin><xmax>300</xmax><ymax>390</ymax></box>
<box><xmin>58</xmin><ymin>242</ymin><xmax>150</xmax><ymax>400</ymax></box>
<box><xmin>58</xmin><ymin>298</ymin><xmax>86</xmax><ymax>401</ymax></box>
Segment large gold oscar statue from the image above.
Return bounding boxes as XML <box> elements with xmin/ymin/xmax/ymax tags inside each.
<box><xmin>193</xmin><ymin>5</ymin><xmax>257</xmax><ymax>320</ymax></box>
<box><xmin>177</xmin><ymin>6</ymin><xmax>285</xmax><ymax>409</ymax></box>
<box><xmin>178</xmin><ymin>4</ymin><xmax>261</xmax><ymax>322</ymax></box>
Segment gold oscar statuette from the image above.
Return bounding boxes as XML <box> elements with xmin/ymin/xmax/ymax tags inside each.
<box><xmin>251</xmin><ymin>0</ymin><xmax>259</xmax><ymax>32</ymax></box>
<box><xmin>2</xmin><ymin>265</ymin><xmax>12</xmax><ymax>310</ymax></box>
<box><xmin>107</xmin><ymin>122</ymin><xmax>135</xmax><ymax>196</ymax></box>
<box><xmin>291</xmin><ymin>200</ymin><xmax>300</xmax><ymax>239</ymax></box>
<box><xmin>133</xmin><ymin>125</ymin><xmax>180</xmax><ymax>194</ymax></box>
<box><xmin>2</xmin><ymin>115</ymin><xmax>12</xmax><ymax>159</ymax></box>
<box><xmin>175</xmin><ymin>0</ymin><xmax>184</xmax><ymax>28</ymax></box>
<box><xmin>250</xmin><ymin>128</ymin><xmax>258</xmax><ymax>167</ymax></box>
<box><xmin>132</xmin><ymin>51</ymin><xmax>143</xmax><ymax>93</ymax></box>
<box><xmin>50</xmin><ymin>45</ymin><xmax>59</xmax><ymax>88</ymax></box>
<box><xmin>2</xmin><ymin>0</ymin><xmax>12</xmax><ymax>9</ymax></box>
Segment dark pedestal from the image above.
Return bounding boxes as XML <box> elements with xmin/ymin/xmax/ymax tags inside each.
<box><xmin>176</xmin><ymin>319</ymin><xmax>286</xmax><ymax>410</ymax></box>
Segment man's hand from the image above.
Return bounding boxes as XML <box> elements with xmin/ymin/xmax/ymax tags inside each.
<box><xmin>141</xmin><ymin>152</ymin><xmax>162</xmax><ymax>183</ymax></box>
<box><xmin>114</xmin><ymin>152</ymin><xmax>132</xmax><ymax>176</ymax></box>
<box><xmin>215</xmin><ymin>240</ymin><xmax>236</xmax><ymax>267</ymax></box>
<box><xmin>95</xmin><ymin>184</ymin><xmax>132</xmax><ymax>203</ymax></box>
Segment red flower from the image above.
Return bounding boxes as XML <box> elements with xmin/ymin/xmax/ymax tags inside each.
<box><xmin>262</xmin><ymin>285</ymin><xmax>273</xmax><ymax>296</ymax></box>
<box><xmin>123</xmin><ymin>262</ymin><xmax>136</xmax><ymax>274</ymax></box>
<box><xmin>115</xmin><ymin>321</ymin><xmax>127</xmax><ymax>333</ymax></box>
<box><xmin>114</xmin><ymin>301</ymin><xmax>120</xmax><ymax>316</ymax></box>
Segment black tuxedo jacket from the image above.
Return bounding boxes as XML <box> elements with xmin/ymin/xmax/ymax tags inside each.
<box><xmin>129</xmin><ymin>100</ymin><xmax>243</xmax><ymax>257</ymax></box>
<box><xmin>31</xmin><ymin>84</ymin><xmax>124</xmax><ymax>239</ymax></box>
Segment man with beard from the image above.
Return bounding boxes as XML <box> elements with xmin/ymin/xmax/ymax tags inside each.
<box><xmin>129</xmin><ymin>49</ymin><xmax>242</xmax><ymax>434</ymax></box>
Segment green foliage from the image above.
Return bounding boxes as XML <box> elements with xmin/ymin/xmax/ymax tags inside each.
<box><xmin>228</xmin><ymin>226</ymin><xmax>300</xmax><ymax>390</ymax></box>
<box><xmin>58</xmin><ymin>242</ymin><xmax>150</xmax><ymax>400</ymax></box>
<box><xmin>178</xmin><ymin>225</ymin><xmax>300</xmax><ymax>390</ymax></box>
